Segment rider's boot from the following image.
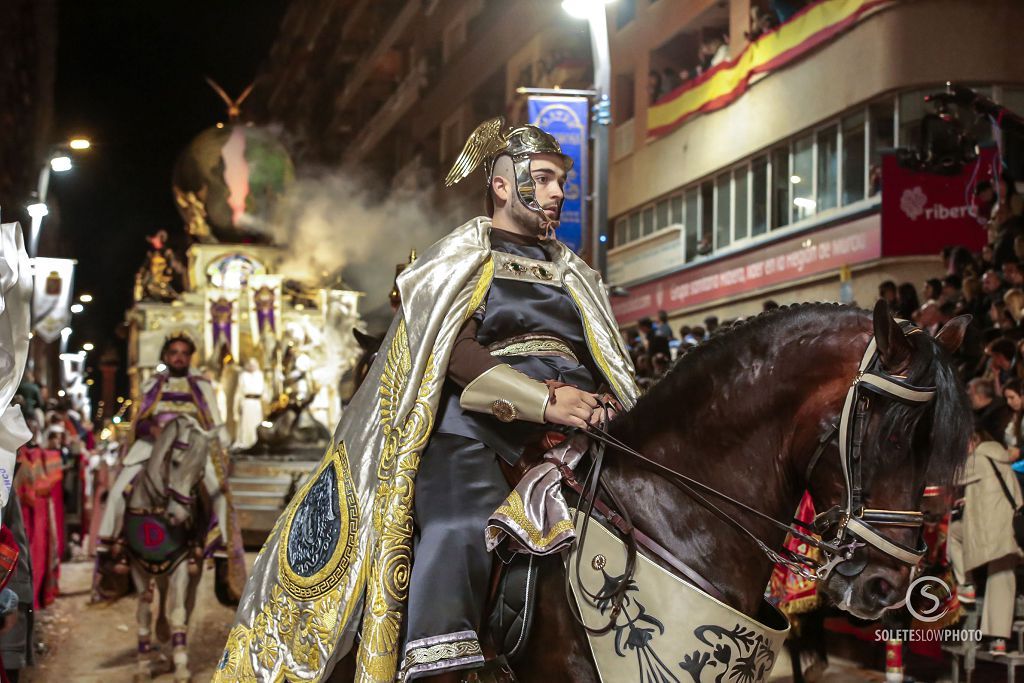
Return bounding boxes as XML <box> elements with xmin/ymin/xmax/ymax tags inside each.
<box><xmin>462</xmin><ymin>657</ymin><xmax>517</xmax><ymax>683</ymax></box>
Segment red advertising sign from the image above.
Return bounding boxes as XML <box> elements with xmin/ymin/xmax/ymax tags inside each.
<box><xmin>880</xmin><ymin>148</ymin><xmax>995</xmax><ymax>256</ymax></box>
<box><xmin>612</xmin><ymin>215</ymin><xmax>881</xmax><ymax>325</ymax></box>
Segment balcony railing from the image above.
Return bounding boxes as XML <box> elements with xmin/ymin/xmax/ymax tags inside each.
<box><xmin>647</xmin><ymin>0</ymin><xmax>897</xmax><ymax>138</ymax></box>
<box><xmin>344</xmin><ymin>59</ymin><xmax>429</xmax><ymax>164</ymax></box>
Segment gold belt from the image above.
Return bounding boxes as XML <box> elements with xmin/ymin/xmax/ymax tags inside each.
<box><xmin>488</xmin><ymin>334</ymin><xmax>578</xmax><ymax>363</ymax></box>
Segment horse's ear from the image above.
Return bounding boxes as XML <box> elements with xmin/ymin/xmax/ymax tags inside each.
<box><xmin>872</xmin><ymin>299</ymin><xmax>913</xmax><ymax>371</ymax></box>
<box><xmin>935</xmin><ymin>314</ymin><xmax>971</xmax><ymax>355</ymax></box>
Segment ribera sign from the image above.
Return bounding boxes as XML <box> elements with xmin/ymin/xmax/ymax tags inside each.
<box><xmin>881</xmin><ymin>148</ymin><xmax>995</xmax><ymax>255</ymax></box>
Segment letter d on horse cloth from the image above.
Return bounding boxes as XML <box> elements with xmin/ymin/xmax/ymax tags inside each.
<box><xmin>215</xmin><ymin>217</ymin><xmax>637</xmax><ymax>682</ymax></box>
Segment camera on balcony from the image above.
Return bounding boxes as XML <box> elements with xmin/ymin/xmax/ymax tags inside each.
<box><xmin>895</xmin><ymin>88</ymin><xmax>979</xmax><ymax>176</ymax></box>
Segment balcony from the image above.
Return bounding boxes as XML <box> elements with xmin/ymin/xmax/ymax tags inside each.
<box><xmin>332</xmin><ymin>0</ymin><xmax>421</xmax><ymax>114</ymax></box>
<box><xmin>610</xmin><ymin>0</ymin><xmax>1024</xmax><ymax>218</ymax></box>
<box><xmin>343</xmin><ymin>59</ymin><xmax>429</xmax><ymax>164</ymax></box>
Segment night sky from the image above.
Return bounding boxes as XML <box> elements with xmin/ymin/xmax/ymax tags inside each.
<box><xmin>52</xmin><ymin>0</ymin><xmax>287</xmax><ymax>384</ymax></box>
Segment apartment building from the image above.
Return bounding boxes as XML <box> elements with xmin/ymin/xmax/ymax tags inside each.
<box><xmin>605</xmin><ymin>0</ymin><xmax>1024</xmax><ymax>328</ymax></box>
<box><xmin>249</xmin><ymin>0</ymin><xmax>593</xmax><ymax>221</ymax></box>
<box><xmin>250</xmin><ymin>0</ymin><xmax>1023</xmax><ymax>330</ymax></box>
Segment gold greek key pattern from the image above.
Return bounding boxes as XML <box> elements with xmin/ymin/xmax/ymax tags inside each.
<box><xmin>493</xmin><ymin>490</ymin><xmax>574</xmax><ymax>550</ymax></box>
<box><xmin>488</xmin><ymin>335</ymin><xmax>577</xmax><ymax>363</ymax></box>
<box><xmin>401</xmin><ymin>638</ymin><xmax>484</xmax><ymax>672</ymax></box>
<box><xmin>277</xmin><ymin>443</ymin><xmax>360</xmax><ymax>600</ymax></box>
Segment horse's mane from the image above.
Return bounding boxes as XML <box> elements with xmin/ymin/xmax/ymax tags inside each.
<box><xmin>616</xmin><ymin>302</ymin><xmax>857</xmax><ymax>435</ymax></box>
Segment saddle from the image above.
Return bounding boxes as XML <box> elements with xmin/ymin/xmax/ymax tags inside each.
<box><xmin>483</xmin><ymin>431</ymin><xmax>567</xmax><ymax>668</ymax></box>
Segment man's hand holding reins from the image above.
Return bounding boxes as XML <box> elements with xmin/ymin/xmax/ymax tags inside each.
<box><xmin>545</xmin><ymin>385</ymin><xmax>600</xmax><ymax>429</ymax></box>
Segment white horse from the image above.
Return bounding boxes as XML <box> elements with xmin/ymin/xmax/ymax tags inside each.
<box><xmin>121</xmin><ymin>415</ymin><xmax>217</xmax><ymax>682</ymax></box>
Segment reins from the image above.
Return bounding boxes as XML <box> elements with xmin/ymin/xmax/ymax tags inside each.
<box><xmin>565</xmin><ymin>324</ymin><xmax>939</xmax><ymax>632</ymax></box>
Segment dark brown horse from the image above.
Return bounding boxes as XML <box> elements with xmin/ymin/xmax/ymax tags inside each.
<box><xmin>333</xmin><ymin>302</ymin><xmax>972</xmax><ymax>682</ymax></box>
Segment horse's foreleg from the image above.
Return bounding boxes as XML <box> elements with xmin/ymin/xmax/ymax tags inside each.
<box><xmin>132</xmin><ymin>568</ymin><xmax>155</xmax><ymax>682</ymax></box>
<box><xmin>167</xmin><ymin>562</ymin><xmax>192</xmax><ymax>682</ymax></box>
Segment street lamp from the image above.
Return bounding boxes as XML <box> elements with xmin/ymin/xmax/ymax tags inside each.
<box><xmin>70</xmin><ymin>303</ymin><xmax>84</xmax><ymax>314</ymax></box>
<box><xmin>79</xmin><ymin>293</ymin><xmax>93</xmax><ymax>303</ymax></box>
<box><xmin>562</xmin><ymin>0</ymin><xmax>614</xmax><ymax>277</ymax></box>
<box><xmin>82</xmin><ymin>342</ymin><xmax>95</xmax><ymax>352</ymax></box>
<box><xmin>29</xmin><ymin>137</ymin><xmax>91</xmax><ymax>256</ymax></box>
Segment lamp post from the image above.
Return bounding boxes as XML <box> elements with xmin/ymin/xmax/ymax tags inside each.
<box><xmin>563</xmin><ymin>0</ymin><xmax>614</xmax><ymax>277</ymax></box>
<box><xmin>29</xmin><ymin>138</ymin><xmax>91</xmax><ymax>257</ymax></box>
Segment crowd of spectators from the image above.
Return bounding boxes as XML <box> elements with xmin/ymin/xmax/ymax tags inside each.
<box><xmin>648</xmin><ymin>1</ymin><xmax>820</xmax><ymax>105</ymax></box>
<box><xmin>0</xmin><ymin>374</ymin><xmax>102</xmax><ymax>679</ymax></box>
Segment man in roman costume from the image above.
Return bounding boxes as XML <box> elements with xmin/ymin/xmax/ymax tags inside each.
<box><xmin>215</xmin><ymin>118</ymin><xmax>638</xmax><ymax>682</ymax></box>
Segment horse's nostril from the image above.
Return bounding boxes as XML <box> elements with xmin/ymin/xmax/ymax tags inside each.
<box><xmin>868</xmin><ymin>576</ymin><xmax>902</xmax><ymax>607</ymax></box>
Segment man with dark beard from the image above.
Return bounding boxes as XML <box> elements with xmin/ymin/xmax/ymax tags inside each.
<box><xmin>217</xmin><ymin>120</ymin><xmax>639</xmax><ymax>683</ymax></box>
<box><xmin>96</xmin><ymin>333</ymin><xmax>228</xmax><ymax>564</ymax></box>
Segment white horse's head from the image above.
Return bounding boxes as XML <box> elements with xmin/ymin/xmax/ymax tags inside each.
<box><xmin>148</xmin><ymin>417</ymin><xmax>217</xmax><ymax>526</ymax></box>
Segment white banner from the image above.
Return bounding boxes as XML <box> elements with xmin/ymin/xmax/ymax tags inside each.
<box><xmin>31</xmin><ymin>257</ymin><xmax>75</xmax><ymax>343</ymax></box>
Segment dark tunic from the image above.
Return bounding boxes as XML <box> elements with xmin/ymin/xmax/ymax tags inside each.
<box><xmin>401</xmin><ymin>229</ymin><xmax>601</xmax><ymax>679</ymax></box>
<box><xmin>435</xmin><ymin>230</ymin><xmax>599</xmax><ymax>464</ymax></box>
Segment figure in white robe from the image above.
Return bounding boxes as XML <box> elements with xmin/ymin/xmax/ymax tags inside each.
<box><xmin>233</xmin><ymin>358</ymin><xmax>265</xmax><ymax>450</ymax></box>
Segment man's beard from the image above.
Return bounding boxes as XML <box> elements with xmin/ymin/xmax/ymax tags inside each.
<box><xmin>511</xmin><ymin>199</ymin><xmax>559</xmax><ymax>239</ymax></box>
<box><xmin>167</xmin><ymin>364</ymin><xmax>189</xmax><ymax>377</ymax></box>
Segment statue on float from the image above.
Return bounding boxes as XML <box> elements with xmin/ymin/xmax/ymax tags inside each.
<box><xmin>133</xmin><ymin>230</ymin><xmax>183</xmax><ymax>303</ymax></box>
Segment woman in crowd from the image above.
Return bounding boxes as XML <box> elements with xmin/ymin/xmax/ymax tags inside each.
<box><xmin>948</xmin><ymin>430</ymin><xmax>1022</xmax><ymax>655</ymax></box>
<box><xmin>896</xmin><ymin>282</ymin><xmax>920</xmax><ymax>319</ymax></box>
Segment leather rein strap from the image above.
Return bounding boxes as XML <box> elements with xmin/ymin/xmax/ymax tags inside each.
<box><xmin>570</xmin><ymin>323</ymin><xmax>938</xmax><ymax>625</ymax></box>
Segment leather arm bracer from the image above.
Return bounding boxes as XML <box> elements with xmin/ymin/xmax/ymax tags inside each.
<box><xmin>459</xmin><ymin>364</ymin><xmax>549</xmax><ymax>424</ymax></box>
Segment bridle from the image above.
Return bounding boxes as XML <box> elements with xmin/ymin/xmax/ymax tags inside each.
<box><xmin>570</xmin><ymin>324</ymin><xmax>938</xmax><ymax>631</ymax></box>
<box><xmin>146</xmin><ymin>427</ymin><xmax>200</xmax><ymax>511</ymax></box>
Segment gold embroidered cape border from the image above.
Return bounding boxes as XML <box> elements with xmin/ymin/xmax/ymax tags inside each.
<box><xmin>214</xmin><ymin>217</ymin><xmax>639</xmax><ymax>682</ymax></box>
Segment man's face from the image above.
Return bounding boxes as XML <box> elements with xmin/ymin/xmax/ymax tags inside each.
<box><xmin>1005</xmin><ymin>264</ymin><xmax>1024</xmax><ymax>285</ymax></box>
<box><xmin>163</xmin><ymin>341</ymin><xmax>193</xmax><ymax>375</ymax></box>
<box><xmin>509</xmin><ymin>154</ymin><xmax>566</xmax><ymax>232</ymax></box>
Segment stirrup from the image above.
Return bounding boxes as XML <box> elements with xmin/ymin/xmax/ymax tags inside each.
<box><xmin>462</xmin><ymin>656</ymin><xmax>517</xmax><ymax>683</ymax></box>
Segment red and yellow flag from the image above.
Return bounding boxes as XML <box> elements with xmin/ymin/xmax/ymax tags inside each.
<box><xmin>647</xmin><ymin>0</ymin><xmax>896</xmax><ymax>137</ymax></box>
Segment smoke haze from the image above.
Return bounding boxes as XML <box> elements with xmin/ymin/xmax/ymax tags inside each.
<box><xmin>274</xmin><ymin>168</ymin><xmax>457</xmax><ymax>328</ymax></box>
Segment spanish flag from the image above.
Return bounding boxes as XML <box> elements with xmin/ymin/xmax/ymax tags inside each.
<box><xmin>647</xmin><ymin>0</ymin><xmax>896</xmax><ymax>137</ymax></box>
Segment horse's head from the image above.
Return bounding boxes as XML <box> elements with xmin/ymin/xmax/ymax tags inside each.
<box><xmin>150</xmin><ymin>416</ymin><xmax>216</xmax><ymax>526</ymax></box>
<box><xmin>352</xmin><ymin>328</ymin><xmax>383</xmax><ymax>392</ymax></box>
<box><xmin>810</xmin><ymin>300</ymin><xmax>971</xmax><ymax>620</ymax></box>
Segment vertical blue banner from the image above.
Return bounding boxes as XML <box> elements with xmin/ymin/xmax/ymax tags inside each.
<box><xmin>528</xmin><ymin>96</ymin><xmax>589</xmax><ymax>253</ymax></box>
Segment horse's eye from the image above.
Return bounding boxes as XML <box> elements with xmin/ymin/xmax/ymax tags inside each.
<box><xmin>887</xmin><ymin>434</ymin><xmax>904</xmax><ymax>449</ymax></box>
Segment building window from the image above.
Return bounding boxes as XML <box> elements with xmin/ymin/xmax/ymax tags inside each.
<box><xmin>656</xmin><ymin>199</ymin><xmax>670</xmax><ymax>230</ymax></box>
<box><xmin>791</xmin><ymin>134</ymin><xmax>815</xmax><ymax>222</ymax></box>
<box><xmin>715</xmin><ymin>173</ymin><xmax>731</xmax><ymax>250</ymax></box>
<box><xmin>614</xmin><ymin>217</ymin><xmax>627</xmax><ymax>246</ymax></box>
<box><xmin>752</xmin><ymin>156</ymin><xmax>768</xmax><ymax>236</ymax></box>
<box><xmin>684</xmin><ymin>187</ymin><xmax>699</xmax><ymax>261</ymax></box>
<box><xmin>772</xmin><ymin>146</ymin><xmax>790</xmax><ymax>230</ymax></box>
<box><xmin>670</xmin><ymin>193</ymin><xmax>683</xmax><ymax>226</ymax></box>
<box><xmin>842</xmin><ymin>111</ymin><xmax>866</xmax><ymax>205</ymax></box>
<box><xmin>816</xmin><ymin>124</ymin><xmax>839</xmax><ymax>212</ymax></box>
<box><xmin>629</xmin><ymin>213</ymin><xmax>641</xmax><ymax>241</ymax></box>
<box><xmin>642</xmin><ymin>205</ymin><xmax>656</xmax><ymax>236</ymax></box>
<box><xmin>868</xmin><ymin>99</ymin><xmax>894</xmax><ymax>195</ymax></box>
<box><xmin>734</xmin><ymin>166</ymin><xmax>749</xmax><ymax>241</ymax></box>
<box><xmin>700</xmin><ymin>182</ymin><xmax>714</xmax><ymax>255</ymax></box>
